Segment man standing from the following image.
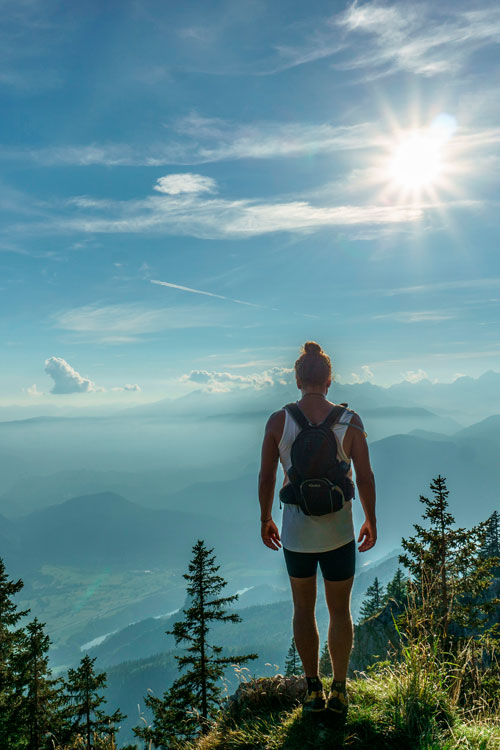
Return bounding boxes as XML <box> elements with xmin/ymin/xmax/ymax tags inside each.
<box><xmin>258</xmin><ymin>342</ymin><xmax>376</xmax><ymax>721</ymax></box>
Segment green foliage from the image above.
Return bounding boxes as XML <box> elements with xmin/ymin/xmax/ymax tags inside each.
<box><xmin>0</xmin><ymin>556</ymin><xmax>31</xmax><ymax>748</ymax></box>
<box><xmin>134</xmin><ymin>539</ymin><xmax>258</xmax><ymax>748</ymax></box>
<box><xmin>61</xmin><ymin>654</ymin><xmax>125</xmax><ymax>750</ymax></box>
<box><xmin>15</xmin><ymin>617</ymin><xmax>66</xmax><ymax>750</ymax></box>
<box><xmin>318</xmin><ymin>641</ymin><xmax>332</xmax><ymax>678</ymax></box>
<box><xmin>359</xmin><ymin>577</ymin><xmax>385</xmax><ymax>622</ymax></box>
<box><xmin>284</xmin><ymin>639</ymin><xmax>301</xmax><ymax>677</ymax></box>
<box><xmin>385</xmin><ymin>568</ymin><xmax>408</xmax><ymax>606</ymax></box>
<box><xmin>399</xmin><ymin>475</ymin><xmax>499</xmax><ymax>641</ymax></box>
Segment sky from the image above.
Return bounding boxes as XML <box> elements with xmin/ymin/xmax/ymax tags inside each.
<box><xmin>1</xmin><ymin>0</ymin><xmax>500</xmax><ymax>407</ymax></box>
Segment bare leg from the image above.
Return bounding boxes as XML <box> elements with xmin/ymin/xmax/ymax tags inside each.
<box><xmin>288</xmin><ymin>575</ymin><xmax>319</xmax><ymax>677</ymax></box>
<box><xmin>324</xmin><ymin>576</ymin><xmax>354</xmax><ymax>681</ymax></box>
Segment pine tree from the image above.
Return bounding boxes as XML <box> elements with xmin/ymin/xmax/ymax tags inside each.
<box><xmin>319</xmin><ymin>640</ymin><xmax>332</xmax><ymax>677</ymax></box>
<box><xmin>14</xmin><ymin>617</ymin><xmax>65</xmax><ymax>750</ymax></box>
<box><xmin>385</xmin><ymin>568</ymin><xmax>408</xmax><ymax>606</ymax></box>
<box><xmin>359</xmin><ymin>577</ymin><xmax>385</xmax><ymax>622</ymax></box>
<box><xmin>0</xmin><ymin>557</ymin><xmax>30</xmax><ymax>749</ymax></box>
<box><xmin>134</xmin><ymin>540</ymin><xmax>258</xmax><ymax>747</ymax></box>
<box><xmin>61</xmin><ymin>654</ymin><xmax>125</xmax><ymax>750</ymax></box>
<box><xmin>482</xmin><ymin>510</ymin><xmax>500</xmax><ymax>574</ymax></box>
<box><xmin>284</xmin><ymin>638</ymin><xmax>300</xmax><ymax>676</ymax></box>
<box><xmin>400</xmin><ymin>476</ymin><xmax>499</xmax><ymax>639</ymax></box>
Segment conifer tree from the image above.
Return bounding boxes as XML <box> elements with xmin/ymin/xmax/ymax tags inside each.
<box><xmin>385</xmin><ymin>568</ymin><xmax>408</xmax><ymax>606</ymax></box>
<box><xmin>359</xmin><ymin>577</ymin><xmax>385</xmax><ymax>622</ymax></box>
<box><xmin>400</xmin><ymin>476</ymin><xmax>498</xmax><ymax>639</ymax></box>
<box><xmin>134</xmin><ymin>540</ymin><xmax>257</xmax><ymax>748</ymax></box>
<box><xmin>61</xmin><ymin>654</ymin><xmax>125</xmax><ymax>750</ymax></box>
<box><xmin>14</xmin><ymin>617</ymin><xmax>65</xmax><ymax>750</ymax></box>
<box><xmin>319</xmin><ymin>640</ymin><xmax>332</xmax><ymax>677</ymax></box>
<box><xmin>0</xmin><ymin>557</ymin><xmax>30</xmax><ymax>749</ymax></box>
<box><xmin>284</xmin><ymin>638</ymin><xmax>300</xmax><ymax>676</ymax></box>
<box><xmin>482</xmin><ymin>510</ymin><xmax>500</xmax><ymax>574</ymax></box>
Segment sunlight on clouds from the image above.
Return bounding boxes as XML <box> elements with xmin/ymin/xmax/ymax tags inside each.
<box><xmin>44</xmin><ymin>357</ymin><xmax>101</xmax><ymax>395</ymax></box>
<box><xmin>181</xmin><ymin>367</ymin><xmax>293</xmax><ymax>392</ymax></box>
<box><xmin>154</xmin><ymin>173</ymin><xmax>217</xmax><ymax>195</ymax></box>
<box><xmin>402</xmin><ymin>369</ymin><xmax>429</xmax><ymax>383</ymax></box>
<box><xmin>349</xmin><ymin>365</ymin><xmax>375</xmax><ymax>384</ymax></box>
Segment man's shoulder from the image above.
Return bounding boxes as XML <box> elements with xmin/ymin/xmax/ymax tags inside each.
<box><xmin>265</xmin><ymin>409</ymin><xmax>286</xmax><ymax>437</ymax></box>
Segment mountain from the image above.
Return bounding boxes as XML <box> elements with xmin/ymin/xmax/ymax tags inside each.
<box><xmin>3</xmin><ymin>491</ymin><xmax>268</xmax><ymax>573</ymax></box>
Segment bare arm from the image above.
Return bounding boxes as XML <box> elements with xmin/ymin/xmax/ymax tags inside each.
<box><xmin>258</xmin><ymin>412</ymin><xmax>282</xmax><ymax>551</ymax></box>
<box><xmin>349</xmin><ymin>414</ymin><xmax>377</xmax><ymax>552</ymax></box>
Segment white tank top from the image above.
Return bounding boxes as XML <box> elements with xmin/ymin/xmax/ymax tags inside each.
<box><xmin>278</xmin><ymin>404</ymin><xmax>356</xmax><ymax>553</ymax></box>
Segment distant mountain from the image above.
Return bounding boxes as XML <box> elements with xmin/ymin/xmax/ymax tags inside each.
<box><xmin>2</xmin><ymin>491</ymin><xmax>264</xmax><ymax>573</ymax></box>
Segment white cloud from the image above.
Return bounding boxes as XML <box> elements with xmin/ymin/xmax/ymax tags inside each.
<box><xmin>44</xmin><ymin>357</ymin><xmax>101</xmax><ymax>395</ymax></box>
<box><xmin>154</xmin><ymin>173</ymin><xmax>217</xmax><ymax>195</ymax></box>
<box><xmin>374</xmin><ymin>310</ymin><xmax>457</xmax><ymax>323</ymax></box>
<box><xmin>52</xmin><ymin>302</ymin><xmax>227</xmax><ymax>343</ymax></box>
<box><xmin>111</xmin><ymin>383</ymin><xmax>142</xmax><ymax>392</ymax></box>
<box><xmin>151</xmin><ymin>279</ymin><xmax>261</xmax><ymax>308</ymax></box>
<box><xmin>349</xmin><ymin>365</ymin><xmax>375</xmax><ymax>384</ymax></box>
<box><xmin>181</xmin><ymin>366</ymin><xmax>293</xmax><ymax>391</ymax></box>
<box><xmin>37</xmin><ymin>187</ymin><xmax>424</xmax><ymax>241</ymax></box>
<box><xmin>335</xmin><ymin>2</ymin><xmax>500</xmax><ymax>79</ymax></box>
<box><xmin>27</xmin><ymin>383</ymin><xmax>43</xmax><ymax>397</ymax></box>
<box><xmin>402</xmin><ymin>369</ymin><xmax>429</xmax><ymax>383</ymax></box>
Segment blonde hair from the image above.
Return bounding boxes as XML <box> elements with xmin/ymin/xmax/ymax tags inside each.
<box><xmin>294</xmin><ymin>341</ymin><xmax>332</xmax><ymax>386</ymax></box>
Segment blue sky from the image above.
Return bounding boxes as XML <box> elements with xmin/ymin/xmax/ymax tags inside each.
<box><xmin>1</xmin><ymin>0</ymin><xmax>500</xmax><ymax>406</ymax></box>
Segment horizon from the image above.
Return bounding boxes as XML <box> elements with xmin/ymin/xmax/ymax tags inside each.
<box><xmin>2</xmin><ymin>0</ymin><xmax>500</xmax><ymax>406</ymax></box>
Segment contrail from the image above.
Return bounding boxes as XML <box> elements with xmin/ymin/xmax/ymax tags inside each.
<box><xmin>150</xmin><ymin>279</ymin><xmax>262</xmax><ymax>308</ymax></box>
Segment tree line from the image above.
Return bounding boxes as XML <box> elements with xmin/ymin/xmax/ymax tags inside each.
<box><xmin>1</xmin><ymin>477</ymin><xmax>499</xmax><ymax>748</ymax></box>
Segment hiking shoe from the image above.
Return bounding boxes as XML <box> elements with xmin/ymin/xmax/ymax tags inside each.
<box><xmin>327</xmin><ymin>687</ymin><xmax>348</xmax><ymax>717</ymax></box>
<box><xmin>302</xmin><ymin>688</ymin><xmax>327</xmax><ymax>716</ymax></box>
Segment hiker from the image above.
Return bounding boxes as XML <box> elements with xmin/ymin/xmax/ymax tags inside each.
<box><xmin>258</xmin><ymin>341</ymin><xmax>376</xmax><ymax>721</ymax></box>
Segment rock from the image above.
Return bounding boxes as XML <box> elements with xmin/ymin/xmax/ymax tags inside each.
<box><xmin>226</xmin><ymin>674</ymin><xmax>307</xmax><ymax>715</ymax></box>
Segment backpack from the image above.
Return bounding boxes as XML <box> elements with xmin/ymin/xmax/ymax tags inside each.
<box><xmin>278</xmin><ymin>402</ymin><xmax>355</xmax><ymax>516</ymax></box>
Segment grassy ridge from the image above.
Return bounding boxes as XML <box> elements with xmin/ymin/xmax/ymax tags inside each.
<box><xmin>191</xmin><ymin>671</ymin><xmax>500</xmax><ymax>750</ymax></box>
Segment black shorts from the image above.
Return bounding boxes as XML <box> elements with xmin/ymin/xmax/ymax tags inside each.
<box><xmin>283</xmin><ymin>539</ymin><xmax>356</xmax><ymax>582</ymax></box>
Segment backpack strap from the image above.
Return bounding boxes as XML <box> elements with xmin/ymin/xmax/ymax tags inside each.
<box><xmin>283</xmin><ymin>403</ymin><xmax>309</xmax><ymax>430</ymax></box>
<box><xmin>320</xmin><ymin>405</ymin><xmax>347</xmax><ymax>430</ymax></box>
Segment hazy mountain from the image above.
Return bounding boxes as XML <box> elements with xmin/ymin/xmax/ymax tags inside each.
<box><xmin>1</xmin><ymin>491</ymin><xmax>264</xmax><ymax>574</ymax></box>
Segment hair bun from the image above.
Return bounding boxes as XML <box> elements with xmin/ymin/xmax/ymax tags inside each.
<box><xmin>303</xmin><ymin>341</ymin><xmax>322</xmax><ymax>355</ymax></box>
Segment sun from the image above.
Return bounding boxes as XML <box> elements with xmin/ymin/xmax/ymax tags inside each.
<box><xmin>389</xmin><ymin>132</ymin><xmax>443</xmax><ymax>190</ymax></box>
<box><xmin>380</xmin><ymin>113</ymin><xmax>458</xmax><ymax>202</ymax></box>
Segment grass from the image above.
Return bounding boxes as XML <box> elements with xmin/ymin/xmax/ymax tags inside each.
<box><xmin>188</xmin><ymin>671</ymin><xmax>500</xmax><ymax>750</ymax></box>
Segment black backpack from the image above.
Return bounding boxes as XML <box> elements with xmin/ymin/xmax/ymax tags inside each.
<box><xmin>279</xmin><ymin>402</ymin><xmax>355</xmax><ymax>516</ymax></box>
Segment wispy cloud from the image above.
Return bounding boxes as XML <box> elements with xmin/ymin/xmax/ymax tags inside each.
<box><xmin>52</xmin><ymin>302</ymin><xmax>229</xmax><ymax>343</ymax></box>
<box><xmin>384</xmin><ymin>278</ymin><xmax>500</xmax><ymax>296</ymax></box>
<box><xmin>23</xmin><ymin>181</ymin><xmax>424</xmax><ymax>240</ymax></box>
<box><xmin>150</xmin><ymin>279</ymin><xmax>262</xmax><ymax>308</ymax></box>
<box><xmin>374</xmin><ymin>310</ymin><xmax>457</xmax><ymax>323</ymax></box>
<box><xmin>280</xmin><ymin>1</ymin><xmax>500</xmax><ymax>79</ymax></box>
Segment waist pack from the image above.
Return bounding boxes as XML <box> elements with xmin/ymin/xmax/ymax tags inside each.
<box><xmin>279</xmin><ymin>402</ymin><xmax>355</xmax><ymax>516</ymax></box>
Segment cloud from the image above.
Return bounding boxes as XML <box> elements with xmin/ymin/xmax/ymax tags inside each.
<box><xmin>27</xmin><ymin>383</ymin><xmax>44</xmax><ymax>397</ymax></box>
<box><xmin>33</xmin><ymin>185</ymin><xmax>424</xmax><ymax>241</ymax></box>
<box><xmin>349</xmin><ymin>365</ymin><xmax>375</xmax><ymax>384</ymax></box>
<box><xmin>52</xmin><ymin>302</ymin><xmax>227</xmax><ymax>343</ymax></box>
<box><xmin>0</xmin><ymin>119</ymin><xmax>378</xmax><ymax>166</ymax></box>
<box><xmin>44</xmin><ymin>357</ymin><xmax>101</xmax><ymax>394</ymax></box>
<box><xmin>334</xmin><ymin>2</ymin><xmax>500</xmax><ymax>79</ymax></box>
<box><xmin>402</xmin><ymin>368</ymin><xmax>429</xmax><ymax>383</ymax></box>
<box><xmin>385</xmin><ymin>278</ymin><xmax>500</xmax><ymax>296</ymax></box>
<box><xmin>181</xmin><ymin>366</ymin><xmax>293</xmax><ymax>391</ymax></box>
<box><xmin>111</xmin><ymin>383</ymin><xmax>142</xmax><ymax>392</ymax></box>
<box><xmin>374</xmin><ymin>310</ymin><xmax>457</xmax><ymax>323</ymax></box>
<box><xmin>151</xmin><ymin>279</ymin><xmax>261</xmax><ymax>308</ymax></box>
<box><xmin>154</xmin><ymin>173</ymin><xmax>217</xmax><ymax>195</ymax></box>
